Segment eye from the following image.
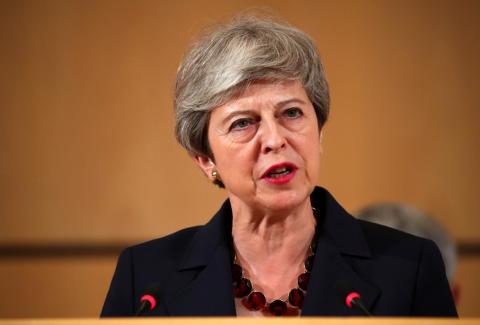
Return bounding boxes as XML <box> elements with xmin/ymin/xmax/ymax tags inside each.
<box><xmin>283</xmin><ymin>107</ymin><xmax>303</xmax><ymax>119</ymax></box>
<box><xmin>230</xmin><ymin>118</ymin><xmax>254</xmax><ymax>131</ymax></box>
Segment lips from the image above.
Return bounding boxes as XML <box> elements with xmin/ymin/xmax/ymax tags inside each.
<box><xmin>261</xmin><ymin>162</ymin><xmax>298</xmax><ymax>180</ymax></box>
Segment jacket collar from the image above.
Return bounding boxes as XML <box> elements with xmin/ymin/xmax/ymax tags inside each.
<box><xmin>311</xmin><ymin>187</ymin><xmax>371</xmax><ymax>258</ymax></box>
<box><xmin>164</xmin><ymin>200</ymin><xmax>236</xmax><ymax>315</ymax></box>
<box><xmin>165</xmin><ymin>187</ymin><xmax>380</xmax><ymax>316</ymax></box>
<box><xmin>302</xmin><ymin>188</ymin><xmax>379</xmax><ymax>315</ymax></box>
<box><xmin>178</xmin><ymin>199</ymin><xmax>233</xmax><ymax>271</ymax></box>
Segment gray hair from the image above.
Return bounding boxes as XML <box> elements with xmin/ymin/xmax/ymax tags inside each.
<box><xmin>174</xmin><ymin>16</ymin><xmax>330</xmax><ymax>158</ymax></box>
<box><xmin>356</xmin><ymin>203</ymin><xmax>457</xmax><ymax>283</ymax></box>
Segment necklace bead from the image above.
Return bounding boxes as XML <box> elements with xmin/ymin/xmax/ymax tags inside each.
<box><xmin>288</xmin><ymin>288</ymin><xmax>305</xmax><ymax>308</ymax></box>
<box><xmin>298</xmin><ymin>272</ymin><xmax>311</xmax><ymax>291</ymax></box>
<box><xmin>269</xmin><ymin>299</ymin><xmax>288</xmax><ymax>316</ymax></box>
<box><xmin>247</xmin><ymin>291</ymin><xmax>266</xmax><ymax>310</ymax></box>
<box><xmin>233</xmin><ymin>278</ymin><xmax>252</xmax><ymax>297</ymax></box>
<box><xmin>232</xmin><ymin>247</ymin><xmax>315</xmax><ymax>315</ymax></box>
<box><xmin>305</xmin><ymin>255</ymin><xmax>315</xmax><ymax>272</ymax></box>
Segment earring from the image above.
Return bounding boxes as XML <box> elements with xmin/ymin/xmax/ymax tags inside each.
<box><xmin>211</xmin><ymin>170</ymin><xmax>225</xmax><ymax>188</ymax></box>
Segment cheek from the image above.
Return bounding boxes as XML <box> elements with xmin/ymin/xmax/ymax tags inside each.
<box><xmin>213</xmin><ymin>142</ymin><xmax>253</xmax><ymax>180</ymax></box>
<box><xmin>302</xmin><ymin>136</ymin><xmax>322</xmax><ymax>178</ymax></box>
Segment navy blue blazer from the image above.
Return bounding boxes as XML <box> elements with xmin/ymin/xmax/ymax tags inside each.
<box><xmin>101</xmin><ymin>187</ymin><xmax>457</xmax><ymax>317</ymax></box>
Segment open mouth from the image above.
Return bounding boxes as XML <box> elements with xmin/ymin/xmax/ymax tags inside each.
<box><xmin>262</xmin><ymin>163</ymin><xmax>298</xmax><ymax>180</ymax></box>
<box><xmin>266</xmin><ymin>166</ymin><xmax>293</xmax><ymax>179</ymax></box>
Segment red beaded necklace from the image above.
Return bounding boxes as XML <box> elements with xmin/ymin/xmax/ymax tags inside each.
<box><xmin>231</xmin><ymin>234</ymin><xmax>317</xmax><ymax>316</ymax></box>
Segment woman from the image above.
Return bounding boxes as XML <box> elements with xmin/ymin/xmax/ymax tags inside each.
<box><xmin>101</xmin><ymin>17</ymin><xmax>457</xmax><ymax>317</ymax></box>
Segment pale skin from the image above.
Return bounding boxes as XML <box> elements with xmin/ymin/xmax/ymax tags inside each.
<box><xmin>195</xmin><ymin>80</ymin><xmax>323</xmax><ymax>316</ymax></box>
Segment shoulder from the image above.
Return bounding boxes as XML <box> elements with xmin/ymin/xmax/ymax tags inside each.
<box><xmin>355</xmin><ymin>218</ymin><xmax>447</xmax><ymax>275</ymax></box>
<box><xmin>356</xmin><ymin>217</ymin><xmax>451</xmax><ymax>271</ymax></box>
<box><xmin>313</xmin><ymin>186</ymin><xmax>434</xmax><ymax>262</ymax></box>
<box><xmin>354</xmin><ymin>219</ymin><xmax>456</xmax><ymax>316</ymax></box>
<box><xmin>101</xmin><ymin>225</ymin><xmax>204</xmax><ymax>317</ymax></box>
<box><xmin>357</xmin><ymin>218</ymin><xmax>431</xmax><ymax>259</ymax></box>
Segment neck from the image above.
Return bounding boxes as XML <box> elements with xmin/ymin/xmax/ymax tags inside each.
<box><xmin>229</xmin><ymin>196</ymin><xmax>317</xmax><ymax>303</ymax></box>
<box><xmin>231</xmin><ymin>197</ymin><xmax>316</xmax><ymax>273</ymax></box>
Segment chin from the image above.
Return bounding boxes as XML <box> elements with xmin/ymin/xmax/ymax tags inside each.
<box><xmin>258</xmin><ymin>188</ymin><xmax>310</xmax><ymax>213</ymax></box>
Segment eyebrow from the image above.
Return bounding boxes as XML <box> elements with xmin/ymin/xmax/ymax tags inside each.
<box><xmin>275</xmin><ymin>98</ymin><xmax>307</xmax><ymax>108</ymax></box>
<box><xmin>220</xmin><ymin>98</ymin><xmax>307</xmax><ymax>125</ymax></box>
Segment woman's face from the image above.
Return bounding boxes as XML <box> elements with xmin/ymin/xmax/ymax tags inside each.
<box><xmin>197</xmin><ymin>80</ymin><xmax>323</xmax><ymax>213</ymax></box>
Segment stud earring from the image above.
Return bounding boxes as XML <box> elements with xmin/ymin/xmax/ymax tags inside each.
<box><xmin>211</xmin><ymin>170</ymin><xmax>225</xmax><ymax>188</ymax></box>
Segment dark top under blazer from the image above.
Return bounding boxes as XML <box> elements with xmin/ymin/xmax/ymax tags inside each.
<box><xmin>101</xmin><ymin>187</ymin><xmax>457</xmax><ymax>317</ymax></box>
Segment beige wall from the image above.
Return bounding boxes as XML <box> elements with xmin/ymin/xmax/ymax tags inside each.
<box><xmin>0</xmin><ymin>0</ymin><xmax>478</xmax><ymax>318</ymax></box>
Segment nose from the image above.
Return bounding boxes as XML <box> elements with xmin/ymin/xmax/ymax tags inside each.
<box><xmin>259</xmin><ymin>119</ymin><xmax>287</xmax><ymax>154</ymax></box>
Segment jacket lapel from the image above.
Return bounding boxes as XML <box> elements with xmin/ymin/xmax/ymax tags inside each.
<box><xmin>302</xmin><ymin>188</ymin><xmax>380</xmax><ymax>315</ymax></box>
<box><xmin>163</xmin><ymin>201</ymin><xmax>236</xmax><ymax>316</ymax></box>
<box><xmin>301</xmin><ymin>234</ymin><xmax>380</xmax><ymax>315</ymax></box>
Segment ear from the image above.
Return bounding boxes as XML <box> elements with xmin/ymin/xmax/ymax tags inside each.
<box><xmin>193</xmin><ymin>155</ymin><xmax>216</xmax><ymax>182</ymax></box>
<box><xmin>319</xmin><ymin>128</ymin><xmax>324</xmax><ymax>154</ymax></box>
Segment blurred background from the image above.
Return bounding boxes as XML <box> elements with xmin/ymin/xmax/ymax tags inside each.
<box><xmin>0</xmin><ymin>0</ymin><xmax>479</xmax><ymax>318</ymax></box>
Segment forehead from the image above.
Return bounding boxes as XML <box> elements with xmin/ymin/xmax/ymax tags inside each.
<box><xmin>212</xmin><ymin>80</ymin><xmax>310</xmax><ymax>117</ymax></box>
<box><xmin>229</xmin><ymin>79</ymin><xmax>307</xmax><ymax>105</ymax></box>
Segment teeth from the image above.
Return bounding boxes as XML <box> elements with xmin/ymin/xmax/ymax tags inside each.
<box><xmin>268</xmin><ymin>167</ymin><xmax>291</xmax><ymax>178</ymax></box>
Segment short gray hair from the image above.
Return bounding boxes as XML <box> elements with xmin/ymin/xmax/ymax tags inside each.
<box><xmin>356</xmin><ymin>203</ymin><xmax>457</xmax><ymax>283</ymax></box>
<box><xmin>174</xmin><ymin>16</ymin><xmax>330</xmax><ymax>158</ymax></box>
